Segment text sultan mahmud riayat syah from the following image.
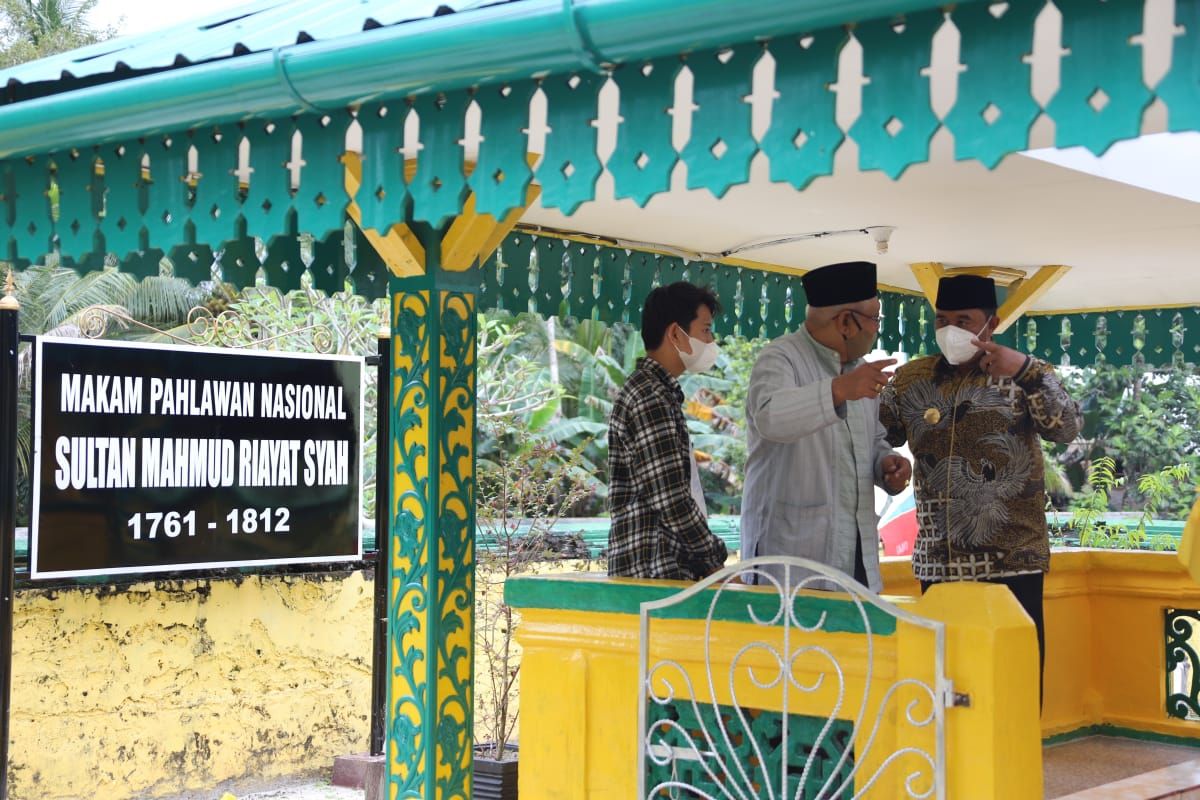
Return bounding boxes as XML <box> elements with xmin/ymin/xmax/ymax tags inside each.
<box><xmin>53</xmin><ymin>437</ymin><xmax>350</xmax><ymax>490</ymax></box>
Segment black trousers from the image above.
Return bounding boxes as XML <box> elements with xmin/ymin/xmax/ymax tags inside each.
<box><xmin>853</xmin><ymin>535</ymin><xmax>868</xmax><ymax>586</ymax></box>
<box><xmin>921</xmin><ymin>572</ymin><xmax>1045</xmax><ymax>705</ymax></box>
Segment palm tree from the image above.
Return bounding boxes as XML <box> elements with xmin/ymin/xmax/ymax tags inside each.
<box><xmin>11</xmin><ymin>262</ymin><xmax>210</xmax><ymax>524</ymax></box>
<box><xmin>0</xmin><ymin>0</ymin><xmax>112</xmax><ymax>68</ymax></box>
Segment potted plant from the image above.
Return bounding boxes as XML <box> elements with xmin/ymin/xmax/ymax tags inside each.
<box><xmin>473</xmin><ymin>414</ymin><xmax>593</xmax><ymax>800</ymax></box>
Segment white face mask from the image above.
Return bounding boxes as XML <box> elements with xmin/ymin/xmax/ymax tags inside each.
<box><xmin>935</xmin><ymin>322</ymin><xmax>987</xmax><ymax>365</ymax></box>
<box><xmin>676</xmin><ymin>331</ymin><xmax>720</xmax><ymax>373</ymax></box>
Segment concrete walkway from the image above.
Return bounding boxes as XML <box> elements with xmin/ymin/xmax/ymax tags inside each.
<box><xmin>234</xmin><ymin>785</ymin><xmax>363</xmax><ymax>800</ymax></box>
<box><xmin>160</xmin><ymin>779</ymin><xmax>364</xmax><ymax>800</ymax></box>
<box><xmin>1044</xmin><ymin>736</ymin><xmax>1200</xmax><ymax>797</ymax></box>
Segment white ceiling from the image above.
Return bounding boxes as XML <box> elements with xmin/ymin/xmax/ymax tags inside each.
<box><xmin>510</xmin><ymin>0</ymin><xmax>1196</xmax><ymax>314</ymax></box>
<box><xmin>521</xmin><ymin>129</ymin><xmax>1200</xmax><ymax>312</ymax></box>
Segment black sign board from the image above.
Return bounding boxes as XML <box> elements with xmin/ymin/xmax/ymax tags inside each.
<box><xmin>31</xmin><ymin>338</ymin><xmax>364</xmax><ymax>579</ymax></box>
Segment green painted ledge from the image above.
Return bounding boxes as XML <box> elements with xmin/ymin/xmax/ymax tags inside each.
<box><xmin>1043</xmin><ymin>724</ymin><xmax>1200</xmax><ymax>749</ymax></box>
<box><xmin>504</xmin><ymin>573</ymin><xmax>901</xmax><ymax>636</ymax></box>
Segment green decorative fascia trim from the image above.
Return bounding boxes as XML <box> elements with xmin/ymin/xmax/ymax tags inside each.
<box><xmin>504</xmin><ymin>574</ymin><xmax>899</xmax><ymax>636</ymax></box>
<box><xmin>482</xmin><ymin>237</ymin><xmax>1200</xmax><ymax>365</ymax></box>
<box><xmin>0</xmin><ymin>1</ymin><xmax>1190</xmax><ymax>299</ymax></box>
<box><xmin>479</xmin><ymin>232</ymin><xmax>935</xmax><ymax>351</ymax></box>
<box><xmin>1043</xmin><ymin>724</ymin><xmax>1200</xmax><ymax>749</ymax></box>
<box><xmin>999</xmin><ymin>307</ymin><xmax>1200</xmax><ymax>370</ymax></box>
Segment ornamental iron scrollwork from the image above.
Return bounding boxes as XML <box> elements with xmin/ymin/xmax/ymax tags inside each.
<box><xmin>1166</xmin><ymin>608</ymin><xmax>1200</xmax><ymax>721</ymax></box>
<box><xmin>639</xmin><ymin>556</ymin><xmax>949</xmax><ymax>799</ymax></box>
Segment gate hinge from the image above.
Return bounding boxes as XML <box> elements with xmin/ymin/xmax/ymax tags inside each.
<box><xmin>941</xmin><ymin>682</ymin><xmax>971</xmax><ymax>708</ymax></box>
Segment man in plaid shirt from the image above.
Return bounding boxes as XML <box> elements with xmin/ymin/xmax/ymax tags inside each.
<box><xmin>607</xmin><ymin>282</ymin><xmax>729</xmax><ymax>581</ymax></box>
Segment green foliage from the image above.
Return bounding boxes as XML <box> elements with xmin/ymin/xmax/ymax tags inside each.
<box><xmin>477</xmin><ymin>313</ymin><xmax>559</xmax><ymax>431</ymax></box>
<box><xmin>1068</xmin><ymin>457</ymin><xmax>1128</xmax><ymax>548</ymax></box>
<box><xmin>1150</xmin><ymin>533</ymin><xmax>1179</xmax><ymax>552</ymax></box>
<box><xmin>472</xmin><ymin>310</ymin><xmax>754</xmax><ymax>515</ymax></box>
<box><xmin>0</xmin><ymin>0</ymin><xmax>117</xmax><ymax>68</ymax></box>
<box><xmin>474</xmin><ymin>419</ymin><xmax>593</xmax><ymax>760</ymax></box>
<box><xmin>1132</xmin><ymin>463</ymin><xmax>1192</xmax><ymax>543</ymax></box>
<box><xmin>185</xmin><ymin>281</ymin><xmax>385</xmax><ymax>356</ymax></box>
<box><xmin>10</xmin><ymin>263</ymin><xmax>215</xmax><ymax>526</ymax></box>
<box><xmin>1058</xmin><ymin>363</ymin><xmax>1200</xmax><ymax>517</ymax></box>
<box><xmin>1066</xmin><ymin>457</ymin><xmax>1190</xmax><ymax>550</ymax></box>
<box><xmin>14</xmin><ymin>265</ymin><xmax>135</xmax><ymax>334</ymax></box>
<box><xmin>695</xmin><ymin>336</ymin><xmax>767</xmax><ymax>513</ymax></box>
<box><xmin>1041</xmin><ymin>440</ymin><xmax>1074</xmax><ymax>501</ymax></box>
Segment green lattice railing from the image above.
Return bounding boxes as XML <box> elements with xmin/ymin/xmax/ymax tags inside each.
<box><xmin>645</xmin><ymin>700</ymin><xmax>855</xmax><ymax>797</ymax></box>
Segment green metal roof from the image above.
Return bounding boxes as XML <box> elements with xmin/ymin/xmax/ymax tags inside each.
<box><xmin>0</xmin><ymin>0</ymin><xmax>958</xmax><ymax>156</ymax></box>
<box><xmin>1</xmin><ymin>0</ymin><xmax>513</xmax><ymax>104</ymax></box>
<box><xmin>1</xmin><ymin>0</ymin><xmax>1193</xmax><ymax>342</ymax></box>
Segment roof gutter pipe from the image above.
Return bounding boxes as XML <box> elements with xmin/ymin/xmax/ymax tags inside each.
<box><xmin>0</xmin><ymin>0</ymin><xmax>954</xmax><ymax>158</ymax></box>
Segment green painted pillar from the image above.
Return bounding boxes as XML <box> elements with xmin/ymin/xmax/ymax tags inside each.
<box><xmin>385</xmin><ymin>225</ymin><xmax>478</xmax><ymax>799</ymax></box>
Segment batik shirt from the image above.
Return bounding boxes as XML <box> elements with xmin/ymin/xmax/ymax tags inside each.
<box><xmin>608</xmin><ymin>357</ymin><xmax>728</xmax><ymax>580</ymax></box>
<box><xmin>880</xmin><ymin>355</ymin><xmax>1080</xmax><ymax>582</ymax></box>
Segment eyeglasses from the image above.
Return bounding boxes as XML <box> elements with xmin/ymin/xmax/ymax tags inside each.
<box><xmin>846</xmin><ymin>309</ymin><xmax>882</xmax><ymax>326</ymax></box>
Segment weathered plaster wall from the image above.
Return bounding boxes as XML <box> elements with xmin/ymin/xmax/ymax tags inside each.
<box><xmin>8</xmin><ymin>570</ymin><xmax>374</xmax><ymax>800</ymax></box>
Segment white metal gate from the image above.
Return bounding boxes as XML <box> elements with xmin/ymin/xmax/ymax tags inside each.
<box><xmin>637</xmin><ymin>556</ymin><xmax>952</xmax><ymax>800</ymax></box>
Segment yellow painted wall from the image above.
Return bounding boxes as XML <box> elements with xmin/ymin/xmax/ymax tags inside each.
<box><xmin>882</xmin><ymin>550</ymin><xmax>1200</xmax><ymax>743</ymax></box>
<box><xmin>19</xmin><ymin>548</ymin><xmax>1190</xmax><ymax>799</ymax></box>
<box><xmin>8</xmin><ymin>570</ymin><xmax>374</xmax><ymax>800</ymax></box>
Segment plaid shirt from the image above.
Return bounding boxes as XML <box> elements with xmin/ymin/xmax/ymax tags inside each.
<box><xmin>607</xmin><ymin>357</ymin><xmax>728</xmax><ymax>580</ymax></box>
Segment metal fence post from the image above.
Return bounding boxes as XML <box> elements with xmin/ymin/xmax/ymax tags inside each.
<box><xmin>0</xmin><ymin>270</ymin><xmax>20</xmax><ymax>800</ymax></box>
<box><xmin>370</xmin><ymin>328</ymin><xmax>391</xmax><ymax>757</ymax></box>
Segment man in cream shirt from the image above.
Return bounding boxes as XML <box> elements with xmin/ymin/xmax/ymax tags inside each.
<box><xmin>741</xmin><ymin>261</ymin><xmax>911</xmax><ymax>590</ymax></box>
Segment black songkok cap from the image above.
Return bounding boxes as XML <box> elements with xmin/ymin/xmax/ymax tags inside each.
<box><xmin>935</xmin><ymin>275</ymin><xmax>997</xmax><ymax>311</ymax></box>
<box><xmin>801</xmin><ymin>261</ymin><xmax>878</xmax><ymax>308</ymax></box>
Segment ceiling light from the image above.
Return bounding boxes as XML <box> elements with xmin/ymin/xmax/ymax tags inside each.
<box><xmin>869</xmin><ymin>226</ymin><xmax>896</xmax><ymax>255</ymax></box>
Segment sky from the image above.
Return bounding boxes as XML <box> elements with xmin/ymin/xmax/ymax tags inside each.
<box><xmin>1023</xmin><ymin>132</ymin><xmax>1200</xmax><ymax>205</ymax></box>
<box><xmin>89</xmin><ymin>0</ymin><xmax>252</xmax><ymax>37</ymax></box>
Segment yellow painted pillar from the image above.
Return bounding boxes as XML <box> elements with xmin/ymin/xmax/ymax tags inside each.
<box><xmin>350</xmin><ymin>144</ymin><xmax>534</xmax><ymax>798</ymax></box>
<box><xmin>1179</xmin><ymin>490</ymin><xmax>1200</xmax><ymax>585</ymax></box>
<box><xmin>386</xmin><ymin>224</ymin><xmax>479</xmax><ymax>799</ymax></box>
<box><xmin>913</xmin><ymin>582</ymin><xmax>1043</xmax><ymax>799</ymax></box>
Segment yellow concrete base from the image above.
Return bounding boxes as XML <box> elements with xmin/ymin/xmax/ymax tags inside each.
<box><xmin>917</xmin><ymin>582</ymin><xmax>1043</xmax><ymax>799</ymax></box>
<box><xmin>883</xmin><ymin>550</ymin><xmax>1200</xmax><ymax>746</ymax></box>
<box><xmin>510</xmin><ymin>573</ymin><xmax>1042</xmax><ymax>799</ymax></box>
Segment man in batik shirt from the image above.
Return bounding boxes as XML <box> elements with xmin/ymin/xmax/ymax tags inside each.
<box><xmin>607</xmin><ymin>282</ymin><xmax>728</xmax><ymax>581</ymax></box>
<box><xmin>880</xmin><ymin>274</ymin><xmax>1080</xmax><ymax>687</ymax></box>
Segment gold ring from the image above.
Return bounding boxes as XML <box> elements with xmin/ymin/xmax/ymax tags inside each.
<box><xmin>874</xmin><ymin>383</ymin><xmax>883</xmax><ymax>392</ymax></box>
